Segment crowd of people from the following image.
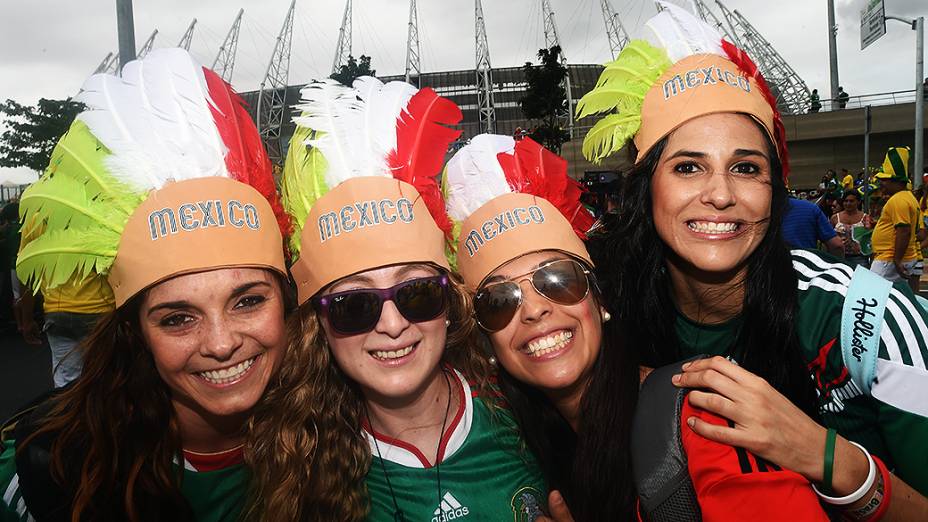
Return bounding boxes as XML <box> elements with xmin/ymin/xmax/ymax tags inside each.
<box><xmin>776</xmin><ymin>157</ymin><xmax>928</xmax><ymax>293</ymax></box>
<box><xmin>1</xmin><ymin>4</ymin><xmax>927</xmax><ymax>522</ymax></box>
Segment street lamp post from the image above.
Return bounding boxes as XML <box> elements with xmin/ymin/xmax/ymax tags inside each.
<box><xmin>116</xmin><ymin>0</ymin><xmax>136</xmax><ymax>71</ymax></box>
<box><xmin>885</xmin><ymin>14</ymin><xmax>924</xmax><ymax>189</ymax></box>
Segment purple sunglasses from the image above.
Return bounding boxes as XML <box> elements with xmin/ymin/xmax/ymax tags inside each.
<box><xmin>314</xmin><ymin>275</ymin><xmax>449</xmax><ymax>335</ymax></box>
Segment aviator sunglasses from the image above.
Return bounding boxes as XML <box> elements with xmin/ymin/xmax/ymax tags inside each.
<box><xmin>314</xmin><ymin>275</ymin><xmax>449</xmax><ymax>335</ymax></box>
<box><xmin>474</xmin><ymin>258</ymin><xmax>591</xmax><ymax>332</ymax></box>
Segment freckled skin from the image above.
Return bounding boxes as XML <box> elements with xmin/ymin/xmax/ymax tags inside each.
<box><xmin>321</xmin><ymin>264</ymin><xmax>448</xmax><ymax>404</ymax></box>
<box><xmin>139</xmin><ymin>268</ymin><xmax>286</xmax><ymax>422</ymax></box>
<box><xmin>485</xmin><ymin>251</ymin><xmax>602</xmax><ymax>397</ymax></box>
<box><xmin>651</xmin><ymin>113</ymin><xmax>773</xmax><ymax>278</ymax></box>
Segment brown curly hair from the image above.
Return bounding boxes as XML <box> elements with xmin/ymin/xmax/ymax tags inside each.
<box><xmin>244</xmin><ymin>268</ymin><xmax>492</xmax><ymax>521</ymax></box>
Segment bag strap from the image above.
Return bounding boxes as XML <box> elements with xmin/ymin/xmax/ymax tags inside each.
<box><xmin>840</xmin><ymin>265</ymin><xmax>892</xmax><ymax>395</ymax></box>
<box><xmin>632</xmin><ymin>357</ymin><xmax>704</xmax><ymax>522</ymax></box>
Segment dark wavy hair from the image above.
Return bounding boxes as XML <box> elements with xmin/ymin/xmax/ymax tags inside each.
<box><xmin>587</xmin><ymin>130</ymin><xmax>819</xmax><ymax>419</ymax></box>
<box><xmin>22</xmin><ymin>295</ymin><xmax>195</xmax><ymax>522</ymax></box>
<box><xmin>494</xmin><ymin>278</ymin><xmax>640</xmax><ymax>521</ymax></box>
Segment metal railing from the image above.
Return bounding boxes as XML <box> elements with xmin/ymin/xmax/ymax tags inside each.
<box><xmin>797</xmin><ymin>88</ymin><xmax>921</xmax><ymax>114</ymax></box>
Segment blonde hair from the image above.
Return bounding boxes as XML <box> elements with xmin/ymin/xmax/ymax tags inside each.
<box><xmin>244</xmin><ymin>270</ymin><xmax>491</xmax><ymax>521</ymax></box>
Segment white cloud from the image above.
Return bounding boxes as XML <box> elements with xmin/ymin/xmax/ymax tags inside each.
<box><xmin>0</xmin><ymin>0</ymin><xmax>923</xmax><ymax>106</ymax></box>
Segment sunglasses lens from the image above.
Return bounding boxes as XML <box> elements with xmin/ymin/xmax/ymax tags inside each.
<box><xmin>327</xmin><ymin>292</ymin><xmax>382</xmax><ymax>334</ymax></box>
<box><xmin>395</xmin><ymin>278</ymin><xmax>447</xmax><ymax>322</ymax></box>
<box><xmin>474</xmin><ymin>283</ymin><xmax>522</xmax><ymax>332</ymax></box>
<box><xmin>533</xmin><ymin>260</ymin><xmax>589</xmax><ymax>305</ymax></box>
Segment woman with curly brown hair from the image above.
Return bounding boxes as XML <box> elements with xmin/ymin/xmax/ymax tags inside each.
<box><xmin>0</xmin><ymin>49</ymin><xmax>292</xmax><ymax>522</ymax></box>
<box><xmin>245</xmin><ymin>77</ymin><xmax>547</xmax><ymax>522</ymax></box>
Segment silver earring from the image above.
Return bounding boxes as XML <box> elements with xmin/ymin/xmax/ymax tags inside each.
<box><xmin>602</xmin><ymin>311</ymin><xmax>612</xmax><ymax>322</ymax></box>
<box><xmin>445</xmin><ymin>319</ymin><xmax>451</xmax><ymax>327</ymax></box>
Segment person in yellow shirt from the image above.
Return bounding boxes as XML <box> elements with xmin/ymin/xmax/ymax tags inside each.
<box><xmin>15</xmin><ymin>216</ymin><xmax>114</xmax><ymax>387</ymax></box>
<box><xmin>870</xmin><ymin>147</ymin><xmax>920</xmax><ymax>292</ymax></box>
<box><xmin>840</xmin><ymin>168</ymin><xmax>854</xmax><ymax>190</ymax></box>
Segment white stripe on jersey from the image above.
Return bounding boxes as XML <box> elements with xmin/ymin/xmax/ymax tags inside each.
<box><xmin>15</xmin><ymin>497</ymin><xmax>26</xmax><ymax>517</ymax></box>
<box><xmin>792</xmin><ymin>249</ymin><xmax>928</xmax><ymax>366</ymax></box>
<box><xmin>2</xmin><ymin>473</ymin><xmax>19</xmax><ymax>507</ymax></box>
<box><xmin>444</xmin><ymin>492</ymin><xmax>462</xmax><ymax>509</ymax></box>
<box><xmin>885</xmin><ymin>298</ymin><xmax>925</xmax><ymax>367</ymax></box>
<box><xmin>793</xmin><ymin>250</ymin><xmax>853</xmax><ymax>278</ymax></box>
<box><xmin>872</xmin><ymin>359</ymin><xmax>928</xmax><ymax>417</ymax></box>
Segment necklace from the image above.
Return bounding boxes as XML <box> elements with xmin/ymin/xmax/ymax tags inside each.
<box><xmin>367</xmin><ymin>369</ymin><xmax>454</xmax><ymax>522</ymax></box>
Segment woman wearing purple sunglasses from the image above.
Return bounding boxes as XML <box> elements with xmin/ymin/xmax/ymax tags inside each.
<box><xmin>243</xmin><ymin>78</ymin><xmax>547</xmax><ymax>522</ymax></box>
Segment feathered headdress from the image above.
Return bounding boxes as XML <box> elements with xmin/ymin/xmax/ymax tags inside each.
<box><xmin>283</xmin><ymin>76</ymin><xmax>463</xmax><ymax>303</ymax></box>
<box><xmin>578</xmin><ymin>1</ymin><xmax>787</xmax><ymax>177</ymax></box>
<box><xmin>443</xmin><ymin>134</ymin><xmax>595</xmax><ymax>290</ymax></box>
<box><xmin>17</xmin><ymin>48</ymin><xmax>289</xmax><ymax>306</ymax></box>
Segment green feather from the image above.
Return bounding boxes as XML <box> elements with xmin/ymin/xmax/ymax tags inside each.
<box><xmin>439</xmin><ymin>167</ymin><xmax>460</xmax><ymax>272</ymax></box>
<box><xmin>20</xmin><ymin>174</ymin><xmax>129</xmax><ymax>234</ymax></box>
<box><xmin>16</xmin><ymin>228</ymin><xmax>120</xmax><ymax>292</ymax></box>
<box><xmin>582</xmin><ymin>114</ymin><xmax>641</xmax><ymax>165</ymax></box>
<box><xmin>577</xmin><ymin>40</ymin><xmax>672</xmax><ymax>163</ymax></box>
<box><xmin>575</xmin><ymin>88</ymin><xmax>646</xmax><ymax>120</ymax></box>
<box><xmin>17</xmin><ymin>117</ymin><xmax>144</xmax><ymax>294</ymax></box>
<box><xmin>45</xmin><ymin>120</ymin><xmax>138</xmax><ymax>214</ymax></box>
<box><xmin>281</xmin><ymin>123</ymin><xmax>329</xmax><ymax>258</ymax></box>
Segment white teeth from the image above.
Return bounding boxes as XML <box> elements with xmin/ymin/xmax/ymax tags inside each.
<box><xmin>688</xmin><ymin>221</ymin><xmax>738</xmax><ymax>234</ymax></box>
<box><xmin>198</xmin><ymin>356</ymin><xmax>257</xmax><ymax>385</ymax></box>
<box><xmin>524</xmin><ymin>330</ymin><xmax>573</xmax><ymax>358</ymax></box>
<box><xmin>371</xmin><ymin>345</ymin><xmax>415</xmax><ymax>360</ymax></box>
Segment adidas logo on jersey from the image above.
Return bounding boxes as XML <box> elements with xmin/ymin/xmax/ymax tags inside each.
<box><xmin>432</xmin><ymin>492</ymin><xmax>470</xmax><ymax>522</ymax></box>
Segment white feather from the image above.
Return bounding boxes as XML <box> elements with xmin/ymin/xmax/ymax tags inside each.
<box><xmin>76</xmin><ymin>48</ymin><xmax>229</xmax><ymax>191</ymax></box>
<box><xmin>445</xmin><ymin>134</ymin><xmax>515</xmax><ymax>221</ymax></box>
<box><xmin>353</xmin><ymin>76</ymin><xmax>417</xmax><ymax>177</ymax></box>
<box><xmin>647</xmin><ymin>1</ymin><xmax>724</xmax><ymax>62</ymax></box>
<box><xmin>294</xmin><ymin>79</ymin><xmax>369</xmax><ymax>187</ymax></box>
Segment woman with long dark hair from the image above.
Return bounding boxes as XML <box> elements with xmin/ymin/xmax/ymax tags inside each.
<box><xmin>244</xmin><ymin>77</ymin><xmax>546</xmax><ymax>521</ymax></box>
<box><xmin>441</xmin><ymin>132</ymin><xmax>928</xmax><ymax>520</ymax></box>
<box><xmin>0</xmin><ymin>49</ymin><xmax>292</xmax><ymax>521</ymax></box>
<box><xmin>580</xmin><ymin>0</ymin><xmax>928</xmax><ymax>506</ymax></box>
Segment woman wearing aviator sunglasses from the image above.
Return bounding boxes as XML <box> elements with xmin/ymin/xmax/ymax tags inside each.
<box><xmin>442</xmin><ymin>133</ymin><xmax>912</xmax><ymax>520</ymax></box>
<box><xmin>244</xmin><ymin>78</ymin><xmax>547</xmax><ymax>521</ymax></box>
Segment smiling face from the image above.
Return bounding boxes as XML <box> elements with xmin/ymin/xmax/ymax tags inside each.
<box><xmin>139</xmin><ymin>267</ymin><xmax>286</xmax><ymax>423</ymax></box>
<box><xmin>484</xmin><ymin>251</ymin><xmax>602</xmax><ymax>399</ymax></box>
<box><xmin>651</xmin><ymin>113</ymin><xmax>773</xmax><ymax>278</ymax></box>
<box><xmin>320</xmin><ymin>264</ymin><xmax>448</xmax><ymax>404</ymax></box>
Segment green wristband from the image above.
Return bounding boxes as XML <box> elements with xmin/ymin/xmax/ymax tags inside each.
<box><xmin>823</xmin><ymin>428</ymin><xmax>837</xmax><ymax>495</ymax></box>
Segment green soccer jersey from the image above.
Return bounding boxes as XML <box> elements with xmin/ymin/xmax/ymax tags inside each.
<box><xmin>364</xmin><ymin>369</ymin><xmax>547</xmax><ymax>522</ymax></box>
<box><xmin>675</xmin><ymin>249</ymin><xmax>928</xmax><ymax>493</ymax></box>
<box><xmin>0</xmin><ymin>438</ymin><xmax>248</xmax><ymax>522</ymax></box>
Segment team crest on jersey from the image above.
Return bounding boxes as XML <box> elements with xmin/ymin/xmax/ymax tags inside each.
<box><xmin>510</xmin><ymin>486</ymin><xmax>545</xmax><ymax>522</ymax></box>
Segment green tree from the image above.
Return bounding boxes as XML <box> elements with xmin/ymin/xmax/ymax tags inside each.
<box><xmin>0</xmin><ymin>98</ymin><xmax>84</xmax><ymax>171</ymax></box>
<box><xmin>520</xmin><ymin>46</ymin><xmax>570</xmax><ymax>153</ymax></box>
<box><xmin>330</xmin><ymin>55</ymin><xmax>377</xmax><ymax>87</ymax></box>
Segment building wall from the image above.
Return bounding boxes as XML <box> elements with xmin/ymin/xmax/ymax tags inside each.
<box><xmin>240</xmin><ymin>68</ymin><xmax>926</xmax><ymax>186</ymax></box>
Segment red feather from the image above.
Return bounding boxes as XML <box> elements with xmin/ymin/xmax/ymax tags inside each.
<box><xmin>387</xmin><ymin>88</ymin><xmax>463</xmax><ymax>237</ymax></box>
<box><xmin>203</xmin><ymin>67</ymin><xmax>292</xmax><ymax>240</ymax></box>
<box><xmin>496</xmin><ymin>138</ymin><xmax>595</xmax><ymax>238</ymax></box>
<box><xmin>721</xmin><ymin>40</ymin><xmax>790</xmax><ymax>181</ymax></box>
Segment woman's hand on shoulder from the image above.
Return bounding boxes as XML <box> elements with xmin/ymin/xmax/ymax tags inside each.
<box><xmin>670</xmin><ymin>356</ymin><xmax>824</xmax><ymax>479</ymax></box>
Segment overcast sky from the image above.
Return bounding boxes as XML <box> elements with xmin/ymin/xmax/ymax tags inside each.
<box><xmin>0</xmin><ymin>0</ymin><xmax>924</xmax><ymax>107</ymax></box>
